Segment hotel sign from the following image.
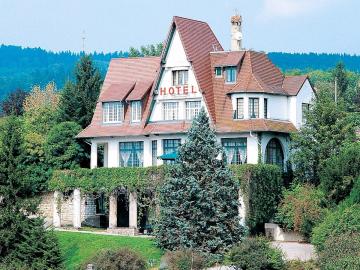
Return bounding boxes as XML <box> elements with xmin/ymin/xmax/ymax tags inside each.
<box><xmin>159</xmin><ymin>85</ymin><xmax>197</xmax><ymax>95</ymax></box>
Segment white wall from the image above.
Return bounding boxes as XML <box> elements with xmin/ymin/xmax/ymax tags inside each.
<box><xmin>231</xmin><ymin>93</ymin><xmax>288</xmax><ymax>120</ymax></box>
<box><xmin>294</xmin><ymin>79</ymin><xmax>314</xmax><ymax>128</ymax></box>
<box><xmin>149</xmin><ymin>29</ymin><xmax>208</xmax><ymax>122</ymax></box>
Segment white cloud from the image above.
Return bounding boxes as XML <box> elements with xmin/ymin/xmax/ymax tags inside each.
<box><xmin>259</xmin><ymin>0</ymin><xmax>337</xmax><ymax>20</ymax></box>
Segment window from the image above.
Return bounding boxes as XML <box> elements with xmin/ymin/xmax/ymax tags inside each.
<box><xmin>172</xmin><ymin>70</ymin><xmax>188</xmax><ymax>85</ymax></box>
<box><xmin>152</xmin><ymin>140</ymin><xmax>157</xmax><ymax>166</ymax></box>
<box><xmin>221</xmin><ymin>138</ymin><xmax>247</xmax><ymax>164</ymax></box>
<box><xmin>234</xmin><ymin>98</ymin><xmax>244</xmax><ymax>119</ymax></box>
<box><xmin>163</xmin><ymin>102</ymin><xmax>179</xmax><ymax>120</ymax></box>
<box><xmin>225</xmin><ymin>67</ymin><xmax>237</xmax><ymax>83</ymax></box>
<box><xmin>249</xmin><ymin>98</ymin><xmax>259</xmax><ymax>118</ymax></box>
<box><xmin>215</xmin><ymin>67</ymin><xmax>222</xmax><ymax>77</ymax></box>
<box><xmin>163</xmin><ymin>139</ymin><xmax>181</xmax><ymax>164</ymax></box>
<box><xmin>302</xmin><ymin>103</ymin><xmax>310</xmax><ymax>123</ymax></box>
<box><xmin>264</xmin><ymin>98</ymin><xmax>268</xmax><ymax>119</ymax></box>
<box><xmin>265</xmin><ymin>138</ymin><xmax>284</xmax><ymax>168</ymax></box>
<box><xmin>103</xmin><ymin>102</ymin><xmax>124</xmax><ymax>123</ymax></box>
<box><xmin>131</xmin><ymin>101</ymin><xmax>141</xmax><ymax>122</ymax></box>
<box><xmin>186</xmin><ymin>101</ymin><xmax>201</xmax><ymax>120</ymax></box>
<box><xmin>119</xmin><ymin>141</ymin><xmax>144</xmax><ymax>167</ymax></box>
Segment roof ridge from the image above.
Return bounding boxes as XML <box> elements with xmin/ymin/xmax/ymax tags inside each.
<box><xmin>173</xmin><ymin>16</ymin><xmax>208</xmax><ymax>24</ymax></box>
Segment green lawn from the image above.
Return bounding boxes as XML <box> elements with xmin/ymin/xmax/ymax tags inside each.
<box><xmin>55</xmin><ymin>231</ymin><xmax>163</xmax><ymax>270</ymax></box>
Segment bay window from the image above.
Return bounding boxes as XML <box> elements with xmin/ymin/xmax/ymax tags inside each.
<box><xmin>234</xmin><ymin>98</ymin><xmax>244</xmax><ymax>119</ymax></box>
<box><xmin>103</xmin><ymin>102</ymin><xmax>124</xmax><ymax>123</ymax></box>
<box><xmin>264</xmin><ymin>98</ymin><xmax>268</xmax><ymax>119</ymax></box>
<box><xmin>186</xmin><ymin>101</ymin><xmax>201</xmax><ymax>120</ymax></box>
<box><xmin>163</xmin><ymin>102</ymin><xmax>179</xmax><ymax>120</ymax></box>
<box><xmin>163</xmin><ymin>139</ymin><xmax>181</xmax><ymax>164</ymax></box>
<box><xmin>249</xmin><ymin>98</ymin><xmax>259</xmax><ymax>118</ymax></box>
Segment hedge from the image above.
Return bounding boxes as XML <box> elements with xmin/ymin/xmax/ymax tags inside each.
<box><xmin>48</xmin><ymin>166</ymin><xmax>167</xmax><ymax>194</ymax></box>
<box><xmin>231</xmin><ymin>164</ymin><xmax>283</xmax><ymax>234</ymax></box>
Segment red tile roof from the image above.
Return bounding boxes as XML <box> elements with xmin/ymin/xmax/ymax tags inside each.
<box><xmin>282</xmin><ymin>75</ymin><xmax>308</xmax><ymax>95</ymax></box>
<box><xmin>126</xmin><ymin>80</ymin><xmax>153</xmax><ymax>101</ymax></box>
<box><xmin>99</xmin><ymin>82</ymin><xmax>135</xmax><ymax>102</ymax></box>
<box><xmin>78</xmin><ymin>16</ymin><xmax>311</xmax><ymax>139</ymax></box>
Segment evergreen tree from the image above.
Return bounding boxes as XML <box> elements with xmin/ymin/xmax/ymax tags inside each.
<box><xmin>0</xmin><ymin>116</ymin><xmax>62</xmax><ymax>269</ymax></box>
<box><xmin>155</xmin><ymin>109</ymin><xmax>244</xmax><ymax>257</ymax></box>
<box><xmin>333</xmin><ymin>62</ymin><xmax>349</xmax><ymax>99</ymax></box>
<box><xmin>1</xmin><ymin>88</ymin><xmax>28</xmax><ymax>116</ymax></box>
<box><xmin>291</xmin><ymin>87</ymin><xmax>355</xmax><ymax>185</ymax></box>
<box><xmin>59</xmin><ymin>55</ymin><xmax>102</xmax><ymax>128</ymax></box>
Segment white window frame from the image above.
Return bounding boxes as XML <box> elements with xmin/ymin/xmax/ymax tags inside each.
<box><xmin>131</xmin><ymin>100</ymin><xmax>142</xmax><ymax>123</ymax></box>
<box><xmin>186</xmin><ymin>101</ymin><xmax>201</xmax><ymax>120</ymax></box>
<box><xmin>102</xmin><ymin>102</ymin><xmax>124</xmax><ymax>123</ymax></box>
<box><xmin>172</xmin><ymin>70</ymin><xmax>189</xmax><ymax>86</ymax></box>
<box><xmin>163</xmin><ymin>102</ymin><xmax>179</xmax><ymax>121</ymax></box>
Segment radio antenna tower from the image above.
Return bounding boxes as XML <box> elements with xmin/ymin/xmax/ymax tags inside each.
<box><xmin>82</xmin><ymin>30</ymin><xmax>86</xmax><ymax>54</ymax></box>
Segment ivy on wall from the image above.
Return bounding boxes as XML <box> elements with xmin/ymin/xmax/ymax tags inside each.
<box><xmin>231</xmin><ymin>164</ymin><xmax>283</xmax><ymax>234</ymax></box>
<box><xmin>49</xmin><ymin>164</ymin><xmax>283</xmax><ymax>234</ymax></box>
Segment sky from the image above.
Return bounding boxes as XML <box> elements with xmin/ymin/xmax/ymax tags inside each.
<box><xmin>0</xmin><ymin>0</ymin><xmax>359</xmax><ymax>54</ymax></box>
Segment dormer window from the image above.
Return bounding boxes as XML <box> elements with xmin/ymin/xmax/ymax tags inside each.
<box><xmin>225</xmin><ymin>67</ymin><xmax>237</xmax><ymax>83</ymax></box>
<box><xmin>131</xmin><ymin>101</ymin><xmax>141</xmax><ymax>122</ymax></box>
<box><xmin>215</xmin><ymin>67</ymin><xmax>222</xmax><ymax>77</ymax></box>
<box><xmin>103</xmin><ymin>102</ymin><xmax>124</xmax><ymax>123</ymax></box>
<box><xmin>172</xmin><ymin>70</ymin><xmax>188</xmax><ymax>85</ymax></box>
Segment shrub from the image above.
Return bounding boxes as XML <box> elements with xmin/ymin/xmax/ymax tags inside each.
<box><xmin>163</xmin><ymin>249</ymin><xmax>206</xmax><ymax>270</ymax></box>
<box><xmin>231</xmin><ymin>164</ymin><xmax>283</xmax><ymax>234</ymax></box>
<box><xmin>318</xmin><ymin>232</ymin><xmax>360</xmax><ymax>270</ymax></box>
<box><xmin>311</xmin><ymin>203</ymin><xmax>360</xmax><ymax>252</ymax></box>
<box><xmin>276</xmin><ymin>184</ymin><xmax>326</xmax><ymax>239</ymax></box>
<box><xmin>79</xmin><ymin>248</ymin><xmax>147</xmax><ymax>270</ymax></box>
<box><xmin>285</xmin><ymin>260</ymin><xmax>318</xmax><ymax>270</ymax></box>
<box><xmin>227</xmin><ymin>237</ymin><xmax>285</xmax><ymax>270</ymax></box>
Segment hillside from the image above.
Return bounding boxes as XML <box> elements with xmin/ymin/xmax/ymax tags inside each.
<box><xmin>0</xmin><ymin>44</ymin><xmax>359</xmax><ymax>100</ymax></box>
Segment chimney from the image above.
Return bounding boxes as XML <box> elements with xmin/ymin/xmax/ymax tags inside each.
<box><xmin>231</xmin><ymin>14</ymin><xmax>243</xmax><ymax>51</ymax></box>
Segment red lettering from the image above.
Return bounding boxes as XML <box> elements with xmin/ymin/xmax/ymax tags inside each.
<box><xmin>169</xmin><ymin>87</ymin><xmax>175</xmax><ymax>95</ymax></box>
<box><xmin>191</xmin><ymin>85</ymin><xmax>197</xmax><ymax>93</ymax></box>
<box><xmin>160</xmin><ymin>87</ymin><xmax>166</xmax><ymax>95</ymax></box>
<box><xmin>183</xmin><ymin>85</ymin><xmax>188</xmax><ymax>95</ymax></box>
<box><xmin>176</xmin><ymin>86</ymin><xmax>181</xmax><ymax>94</ymax></box>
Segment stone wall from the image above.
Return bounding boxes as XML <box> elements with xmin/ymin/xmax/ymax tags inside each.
<box><xmin>38</xmin><ymin>191</ymin><xmax>99</xmax><ymax>227</ymax></box>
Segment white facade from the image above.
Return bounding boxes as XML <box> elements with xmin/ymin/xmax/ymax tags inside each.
<box><xmin>89</xmin><ymin>27</ymin><xmax>314</xmax><ymax>170</ymax></box>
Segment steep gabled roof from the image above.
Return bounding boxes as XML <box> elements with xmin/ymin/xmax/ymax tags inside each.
<box><xmin>159</xmin><ymin>16</ymin><xmax>223</xmax><ymax>124</ymax></box>
<box><xmin>282</xmin><ymin>75</ymin><xmax>308</xmax><ymax>95</ymax></box>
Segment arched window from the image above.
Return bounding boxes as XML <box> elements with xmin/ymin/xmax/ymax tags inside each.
<box><xmin>265</xmin><ymin>138</ymin><xmax>284</xmax><ymax>168</ymax></box>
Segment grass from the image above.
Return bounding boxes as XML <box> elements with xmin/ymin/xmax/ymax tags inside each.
<box><xmin>55</xmin><ymin>231</ymin><xmax>163</xmax><ymax>270</ymax></box>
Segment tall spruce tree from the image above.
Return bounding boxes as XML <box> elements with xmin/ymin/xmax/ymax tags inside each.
<box><xmin>333</xmin><ymin>62</ymin><xmax>349</xmax><ymax>99</ymax></box>
<box><xmin>155</xmin><ymin>109</ymin><xmax>244</xmax><ymax>257</ymax></box>
<box><xmin>0</xmin><ymin>117</ymin><xmax>62</xmax><ymax>269</ymax></box>
<box><xmin>59</xmin><ymin>55</ymin><xmax>102</xmax><ymax>128</ymax></box>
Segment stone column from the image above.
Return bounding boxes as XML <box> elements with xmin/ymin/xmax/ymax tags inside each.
<box><xmin>108</xmin><ymin>194</ymin><xmax>117</xmax><ymax>229</ymax></box>
<box><xmin>73</xmin><ymin>189</ymin><xmax>81</xmax><ymax>229</ymax></box>
<box><xmin>90</xmin><ymin>142</ymin><xmax>98</xmax><ymax>169</ymax></box>
<box><xmin>238</xmin><ymin>190</ymin><xmax>246</xmax><ymax>226</ymax></box>
<box><xmin>108</xmin><ymin>140</ymin><xmax>119</xmax><ymax>168</ymax></box>
<box><xmin>103</xmin><ymin>143</ymin><xmax>109</xmax><ymax>168</ymax></box>
<box><xmin>129</xmin><ymin>191</ymin><xmax>138</xmax><ymax>228</ymax></box>
<box><xmin>53</xmin><ymin>191</ymin><xmax>62</xmax><ymax>228</ymax></box>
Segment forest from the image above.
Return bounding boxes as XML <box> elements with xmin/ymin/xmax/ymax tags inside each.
<box><xmin>0</xmin><ymin>43</ymin><xmax>359</xmax><ymax>100</ymax></box>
